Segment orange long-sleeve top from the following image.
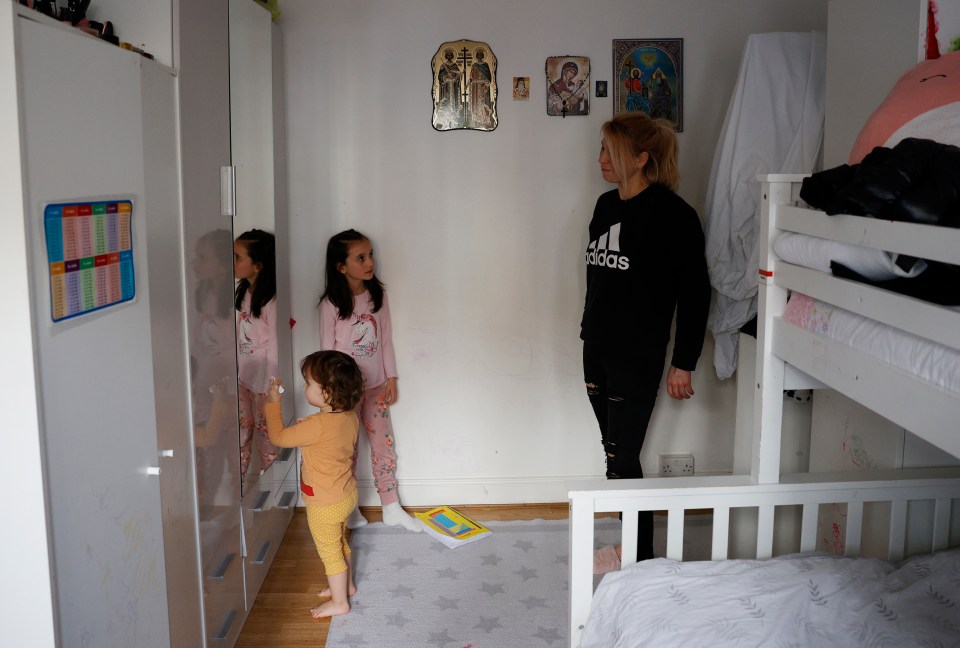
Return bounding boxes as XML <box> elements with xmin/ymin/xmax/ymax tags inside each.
<box><xmin>263</xmin><ymin>402</ymin><xmax>358</xmax><ymax>506</ymax></box>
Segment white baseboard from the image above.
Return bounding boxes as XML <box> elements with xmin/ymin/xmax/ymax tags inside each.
<box><xmin>293</xmin><ymin>472</ymin><xmax>732</xmax><ymax>508</ymax></box>
<box><xmin>356</xmin><ymin>476</ymin><xmax>596</xmax><ymax>507</ymax></box>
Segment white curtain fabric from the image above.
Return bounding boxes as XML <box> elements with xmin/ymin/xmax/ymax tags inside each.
<box><xmin>704</xmin><ymin>31</ymin><xmax>826</xmax><ymax>379</ymax></box>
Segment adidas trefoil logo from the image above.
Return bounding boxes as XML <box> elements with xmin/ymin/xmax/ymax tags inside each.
<box><xmin>585</xmin><ymin>222</ymin><xmax>629</xmax><ymax>269</ymax></box>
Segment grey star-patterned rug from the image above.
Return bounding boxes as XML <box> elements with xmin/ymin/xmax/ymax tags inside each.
<box><xmin>325</xmin><ymin>518</ymin><xmax>621</xmax><ymax>648</ymax></box>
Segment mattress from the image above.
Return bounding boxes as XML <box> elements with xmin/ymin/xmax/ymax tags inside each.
<box><xmin>782</xmin><ymin>292</ymin><xmax>960</xmax><ymax>395</ymax></box>
<box><xmin>581</xmin><ymin>548</ymin><xmax>960</xmax><ymax>648</ymax></box>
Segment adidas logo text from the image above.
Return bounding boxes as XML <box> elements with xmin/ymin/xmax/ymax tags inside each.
<box><xmin>586</xmin><ymin>223</ymin><xmax>630</xmax><ymax>270</ymax></box>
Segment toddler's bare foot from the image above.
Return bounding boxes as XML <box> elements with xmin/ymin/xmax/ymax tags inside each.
<box><xmin>318</xmin><ymin>583</ymin><xmax>357</xmax><ymax>598</ymax></box>
<box><xmin>311</xmin><ymin>599</ymin><xmax>350</xmax><ymax>618</ymax></box>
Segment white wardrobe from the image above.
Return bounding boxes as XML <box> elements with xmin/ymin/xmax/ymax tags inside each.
<box><xmin>2</xmin><ymin>2</ymin><xmax>295</xmax><ymax>646</ymax></box>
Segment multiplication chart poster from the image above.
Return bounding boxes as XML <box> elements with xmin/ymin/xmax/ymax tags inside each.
<box><xmin>44</xmin><ymin>199</ymin><xmax>135</xmax><ymax>322</ymax></box>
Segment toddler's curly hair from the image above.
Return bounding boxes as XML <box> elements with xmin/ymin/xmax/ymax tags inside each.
<box><xmin>300</xmin><ymin>350</ymin><xmax>364</xmax><ymax>412</ymax></box>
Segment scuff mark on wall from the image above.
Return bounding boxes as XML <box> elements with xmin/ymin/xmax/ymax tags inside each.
<box><xmin>842</xmin><ymin>434</ymin><xmax>878</xmax><ymax>470</ymax></box>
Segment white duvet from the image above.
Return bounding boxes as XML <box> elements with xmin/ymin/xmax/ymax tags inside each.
<box><xmin>581</xmin><ymin>549</ymin><xmax>960</xmax><ymax>647</ymax></box>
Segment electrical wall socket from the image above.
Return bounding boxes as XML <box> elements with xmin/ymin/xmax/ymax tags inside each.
<box><xmin>659</xmin><ymin>453</ymin><xmax>694</xmax><ymax>476</ymax></box>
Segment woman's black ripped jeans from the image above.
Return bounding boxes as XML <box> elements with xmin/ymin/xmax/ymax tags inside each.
<box><xmin>583</xmin><ymin>340</ymin><xmax>665</xmax><ymax>562</ymax></box>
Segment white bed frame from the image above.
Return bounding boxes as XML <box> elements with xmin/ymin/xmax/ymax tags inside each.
<box><xmin>568</xmin><ymin>175</ymin><xmax>960</xmax><ymax>647</ymax></box>
<box><xmin>568</xmin><ymin>470</ymin><xmax>960</xmax><ymax>647</ymax></box>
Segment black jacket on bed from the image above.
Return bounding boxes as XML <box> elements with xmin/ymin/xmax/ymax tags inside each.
<box><xmin>799</xmin><ymin>137</ymin><xmax>960</xmax><ymax>228</ymax></box>
<box><xmin>798</xmin><ymin>138</ymin><xmax>960</xmax><ymax>304</ymax></box>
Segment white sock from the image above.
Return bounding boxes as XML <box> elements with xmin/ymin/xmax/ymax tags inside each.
<box><xmin>381</xmin><ymin>502</ymin><xmax>422</xmax><ymax>532</ymax></box>
<box><xmin>346</xmin><ymin>506</ymin><xmax>368</xmax><ymax>529</ymax></box>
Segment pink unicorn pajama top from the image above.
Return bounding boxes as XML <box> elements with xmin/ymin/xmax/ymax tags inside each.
<box><xmin>236</xmin><ymin>293</ymin><xmax>278</xmax><ymax>395</ymax></box>
<box><xmin>319</xmin><ymin>290</ymin><xmax>397</xmax><ymax>389</ymax></box>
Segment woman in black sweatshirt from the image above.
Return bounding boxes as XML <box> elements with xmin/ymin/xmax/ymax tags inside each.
<box><xmin>583</xmin><ymin>113</ymin><xmax>710</xmax><ymax>572</ymax></box>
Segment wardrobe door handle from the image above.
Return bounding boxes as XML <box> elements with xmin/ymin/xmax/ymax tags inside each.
<box><xmin>251</xmin><ymin>490</ymin><xmax>270</xmax><ymax>512</ymax></box>
<box><xmin>277</xmin><ymin>491</ymin><xmax>296</xmax><ymax>509</ymax></box>
<box><xmin>220</xmin><ymin>166</ymin><xmax>236</xmax><ymax>217</ymax></box>
<box><xmin>213</xmin><ymin>609</ymin><xmax>238</xmax><ymax>641</ymax></box>
<box><xmin>210</xmin><ymin>552</ymin><xmax>236</xmax><ymax>580</ymax></box>
<box><xmin>251</xmin><ymin>540</ymin><xmax>271</xmax><ymax>565</ymax></box>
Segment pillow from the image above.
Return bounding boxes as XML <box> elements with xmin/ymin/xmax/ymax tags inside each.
<box><xmin>773</xmin><ymin>232</ymin><xmax>926</xmax><ymax>281</ymax></box>
<box><xmin>849</xmin><ymin>50</ymin><xmax>960</xmax><ymax>164</ymax></box>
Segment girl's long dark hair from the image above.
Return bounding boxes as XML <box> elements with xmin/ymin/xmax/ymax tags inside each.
<box><xmin>319</xmin><ymin>229</ymin><xmax>385</xmax><ymax>319</ymax></box>
<box><xmin>234</xmin><ymin>228</ymin><xmax>277</xmax><ymax>318</ymax></box>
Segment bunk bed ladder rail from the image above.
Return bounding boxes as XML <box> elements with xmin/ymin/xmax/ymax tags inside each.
<box><xmin>753</xmin><ymin>174</ymin><xmax>806</xmax><ymax>485</ymax></box>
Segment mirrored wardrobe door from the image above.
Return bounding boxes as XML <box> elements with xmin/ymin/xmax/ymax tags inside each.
<box><xmin>180</xmin><ymin>0</ymin><xmax>245</xmax><ymax>641</ymax></box>
<box><xmin>230</xmin><ymin>0</ymin><xmax>276</xmax><ymax>496</ymax></box>
<box><xmin>229</xmin><ymin>0</ymin><xmax>297</xmax><ymax>610</ymax></box>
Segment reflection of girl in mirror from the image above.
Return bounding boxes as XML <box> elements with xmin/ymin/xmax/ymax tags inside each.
<box><xmin>194</xmin><ymin>229</ymin><xmax>235</xmax><ymax>363</ymax></box>
<box><xmin>235</xmin><ymin>228</ymin><xmax>280</xmax><ymax>479</ymax></box>
<box><xmin>192</xmin><ymin>229</ymin><xmax>238</xmax><ymax>500</ymax></box>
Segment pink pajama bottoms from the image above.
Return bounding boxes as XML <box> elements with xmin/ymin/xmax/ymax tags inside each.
<box><xmin>356</xmin><ymin>382</ymin><xmax>402</xmax><ymax>505</ymax></box>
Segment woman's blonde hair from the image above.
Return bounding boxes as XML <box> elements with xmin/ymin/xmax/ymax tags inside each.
<box><xmin>601</xmin><ymin>113</ymin><xmax>679</xmax><ymax>191</ymax></box>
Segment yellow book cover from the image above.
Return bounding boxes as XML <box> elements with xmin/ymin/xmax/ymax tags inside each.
<box><xmin>414</xmin><ymin>506</ymin><xmax>492</xmax><ymax>548</ymax></box>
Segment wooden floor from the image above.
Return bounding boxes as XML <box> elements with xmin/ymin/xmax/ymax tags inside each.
<box><xmin>235</xmin><ymin>503</ymin><xmax>570</xmax><ymax>648</ymax></box>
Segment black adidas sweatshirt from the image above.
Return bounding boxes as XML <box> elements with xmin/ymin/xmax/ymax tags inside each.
<box><xmin>580</xmin><ymin>183</ymin><xmax>711</xmax><ymax>371</ymax></box>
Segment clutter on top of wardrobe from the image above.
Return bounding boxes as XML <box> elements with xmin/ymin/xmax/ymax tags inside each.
<box><xmin>253</xmin><ymin>0</ymin><xmax>282</xmax><ymax>21</ymax></box>
<box><xmin>17</xmin><ymin>0</ymin><xmax>154</xmax><ymax>60</ymax></box>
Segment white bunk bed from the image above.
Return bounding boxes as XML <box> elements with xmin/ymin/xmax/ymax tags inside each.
<box><xmin>751</xmin><ymin>174</ymin><xmax>960</xmax><ymax>479</ymax></box>
<box><xmin>567</xmin><ymin>174</ymin><xmax>960</xmax><ymax>648</ymax></box>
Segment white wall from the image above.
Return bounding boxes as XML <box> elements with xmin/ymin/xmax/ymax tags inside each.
<box><xmin>280</xmin><ymin>0</ymin><xmax>828</xmax><ymax>505</ymax></box>
<box><xmin>822</xmin><ymin>0</ymin><xmax>926</xmax><ymax>166</ymax></box>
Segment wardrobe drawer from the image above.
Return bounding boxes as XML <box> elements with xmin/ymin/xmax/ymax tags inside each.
<box><xmin>240</xmin><ymin>474</ymin><xmax>275</xmax><ymax>547</ymax></box>
<box><xmin>240</xmin><ymin>459</ymin><xmax>294</xmax><ymax>608</ymax></box>
<box><xmin>242</xmin><ymin>506</ymin><xmax>290</xmax><ymax>608</ymax></box>
<box><xmin>203</xmin><ymin>531</ymin><xmax>245</xmax><ymax>645</ymax></box>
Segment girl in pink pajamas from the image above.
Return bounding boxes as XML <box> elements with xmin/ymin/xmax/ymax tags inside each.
<box><xmin>318</xmin><ymin>229</ymin><xmax>421</xmax><ymax>532</ymax></box>
<box><xmin>234</xmin><ymin>229</ymin><xmax>280</xmax><ymax>482</ymax></box>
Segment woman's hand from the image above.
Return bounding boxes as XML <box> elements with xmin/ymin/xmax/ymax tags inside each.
<box><xmin>666</xmin><ymin>366</ymin><xmax>694</xmax><ymax>400</ymax></box>
<box><xmin>266</xmin><ymin>377</ymin><xmax>284</xmax><ymax>403</ymax></box>
<box><xmin>382</xmin><ymin>377</ymin><xmax>398</xmax><ymax>406</ymax></box>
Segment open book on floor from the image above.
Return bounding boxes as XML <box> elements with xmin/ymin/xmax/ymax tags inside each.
<box><xmin>415</xmin><ymin>506</ymin><xmax>492</xmax><ymax>548</ymax></box>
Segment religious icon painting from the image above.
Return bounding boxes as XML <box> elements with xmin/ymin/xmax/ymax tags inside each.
<box><xmin>431</xmin><ymin>40</ymin><xmax>498</xmax><ymax>131</ymax></box>
<box><xmin>545</xmin><ymin>56</ymin><xmax>590</xmax><ymax>117</ymax></box>
<box><xmin>613</xmin><ymin>39</ymin><xmax>683</xmax><ymax>131</ymax></box>
<box><xmin>512</xmin><ymin>76</ymin><xmax>530</xmax><ymax>100</ymax></box>
<box><xmin>595</xmin><ymin>80</ymin><xmax>608</xmax><ymax>98</ymax></box>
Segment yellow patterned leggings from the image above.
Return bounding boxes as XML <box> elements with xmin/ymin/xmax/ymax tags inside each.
<box><xmin>306</xmin><ymin>490</ymin><xmax>357</xmax><ymax>576</ymax></box>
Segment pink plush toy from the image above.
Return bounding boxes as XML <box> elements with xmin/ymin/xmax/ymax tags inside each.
<box><xmin>849</xmin><ymin>50</ymin><xmax>960</xmax><ymax>164</ymax></box>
